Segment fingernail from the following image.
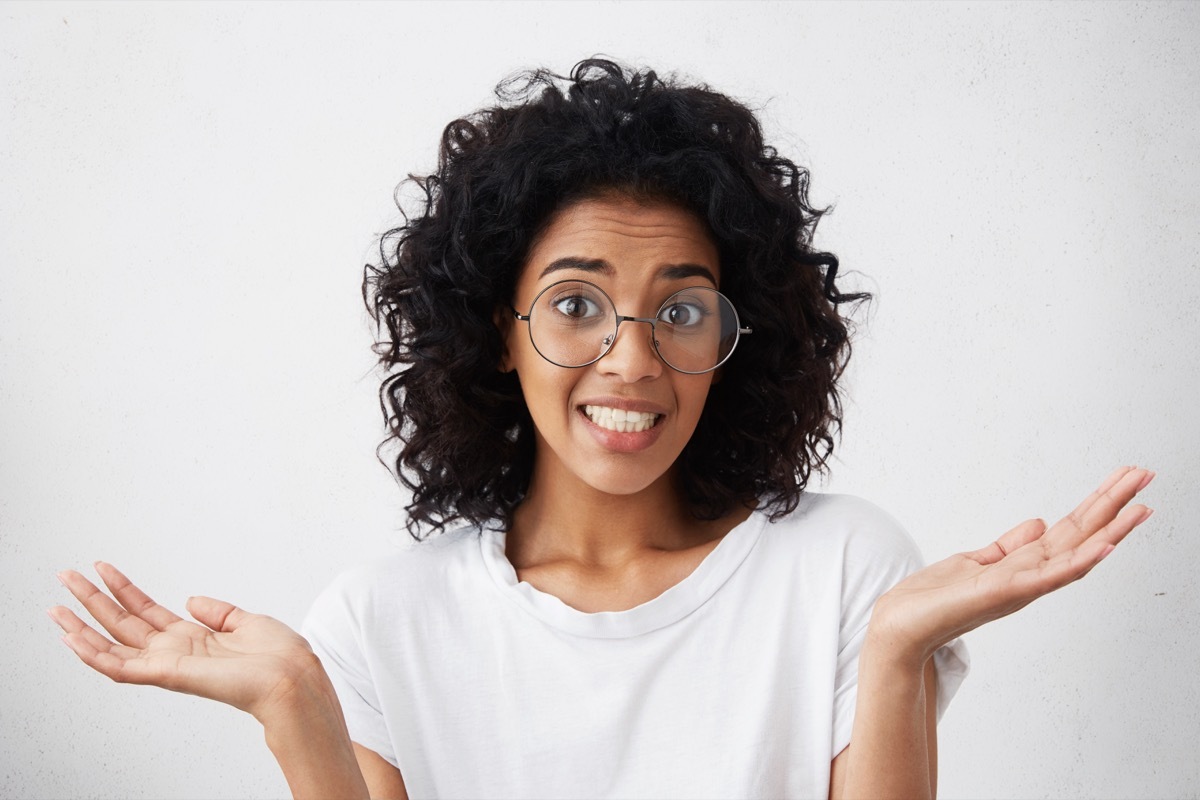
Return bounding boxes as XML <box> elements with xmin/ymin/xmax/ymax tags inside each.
<box><xmin>1099</xmin><ymin>544</ymin><xmax>1117</xmax><ymax>560</ymax></box>
<box><xmin>1141</xmin><ymin>507</ymin><xmax>1155</xmax><ymax>523</ymax></box>
<box><xmin>1137</xmin><ymin>471</ymin><xmax>1155</xmax><ymax>491</ymax></box>
<box><xmin>55</xmin><ymin>571</ymin><xmax>68</xmax><ymax>586</ymax></box>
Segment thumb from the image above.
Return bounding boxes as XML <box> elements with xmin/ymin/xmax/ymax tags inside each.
<box><xmin>186</xmin><ymin>595</ymin><xmax>252</xmax><ymax>632</ymax></box>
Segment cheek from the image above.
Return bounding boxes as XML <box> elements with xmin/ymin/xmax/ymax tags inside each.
<box><xmin>516</xmin><ymin>359</ymin><xmax>577</xmax><ymax>424</ymax></box>
<box><xmin>678</xmin><ymin>376</ymin><xmax>716</xmax><ymax>417</ymax></box>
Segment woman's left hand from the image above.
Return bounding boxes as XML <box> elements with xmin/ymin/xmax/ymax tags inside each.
<box><xmin>868</xmin><ymin>465</ymin><xmax>1155</xmax><ymax>667</ymax></box>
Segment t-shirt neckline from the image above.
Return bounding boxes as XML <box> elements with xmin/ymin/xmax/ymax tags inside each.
<box><xmin>478</xmin><ymin>510</ymin><xmax>767</xmax><ymax>639</ymax></box>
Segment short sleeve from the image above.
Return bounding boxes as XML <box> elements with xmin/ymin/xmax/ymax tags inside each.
<box><xmin>829</xmin><ymin>500</ymin><xmax>971</xmax><ymax>756</ymax></box>
<box><xmin>302</xmin><ymin>573</ymin><xmax>398</xmax><ymax>767</ymax></box>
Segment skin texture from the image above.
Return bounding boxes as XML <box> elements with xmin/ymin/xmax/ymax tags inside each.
<box><xmin>48</xmin><ymin>195</ymin><xmax>1156</xmax><ymax>800</ymax></box>
<box><xmin>503</xmin><ymin>194</ymin><xmax>719</xmax><ymax>503</ymax></box>
<box><xmin>498</xmin><ymin>195</ymin><xmax>754</xmax><ymax>612</ymax></box>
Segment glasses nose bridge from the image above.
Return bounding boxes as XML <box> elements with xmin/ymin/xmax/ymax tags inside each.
<box><xmin>616</xmin><ymin>313</ymin><xmax>658</xmax><ymax>329</ymax></box>
<box><xmin>604</xmin><ymin>313</ymin><xmax>658</xmax><ymax>348</ymax></box>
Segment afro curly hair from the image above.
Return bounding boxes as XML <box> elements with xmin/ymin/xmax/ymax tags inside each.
<box><xmin>365</xmin><ymin>58</ymin><xmax>867</xmax><ymax>540</ymax></box>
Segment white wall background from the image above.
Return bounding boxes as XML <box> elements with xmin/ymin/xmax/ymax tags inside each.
<box><xmin>2</xmin><ymin>2</ymin><xmax>1197</xmax><ymax>797</ymax></box>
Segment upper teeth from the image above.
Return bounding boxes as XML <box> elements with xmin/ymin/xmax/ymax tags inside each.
<box><xmin>584</xmin><ymin>405</ymin><xmax>661</xmax><ymax>433</ymax></box>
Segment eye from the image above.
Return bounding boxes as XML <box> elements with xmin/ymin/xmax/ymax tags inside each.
<box><xmin>659</xmin><ymin>301</ymin><xmax>707</xmax><ymax>327</ymax></box>
<box><xmin>551</xmin><ymin>295</ymin><xmax>602</xmax><ymax>319</ymax></box>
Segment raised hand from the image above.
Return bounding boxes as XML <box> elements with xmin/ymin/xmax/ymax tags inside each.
<box><xmin>868</xmin><ymin>466</ymin><xmax>1155</xmax><ymax>667</ymax></box>
<box><xmin>49</xmin><ymin>562</ymin><xmax>322</xmax><ymax>723</ymax></box>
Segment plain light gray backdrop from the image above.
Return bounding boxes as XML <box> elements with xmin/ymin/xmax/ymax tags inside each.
<box><xmin>2</xmin><ymin>2</ymin><xmax>1198</xmax><ymax>797</ymax></box>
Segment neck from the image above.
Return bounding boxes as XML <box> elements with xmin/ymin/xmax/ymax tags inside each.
<box><xmin>507</xmin><ymin>460</ymin><xmax>714</xmax><ymax>572</ymax></box>
<box><xmin>503</xmin><ymin>444</ymin><xmax>757</xmax><ymax>612</ymax></box>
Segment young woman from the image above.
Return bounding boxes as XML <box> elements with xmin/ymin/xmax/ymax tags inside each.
<box><xmin>49</xmin><ymin>60</ymin><xmax>1154</xmax><ymax>799</ymax></box>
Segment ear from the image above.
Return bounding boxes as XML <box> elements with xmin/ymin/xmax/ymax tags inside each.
<box><xmin>493</xmin><ymin>305</ymin><xmax>514</xmax><ymax>373</ymax></box>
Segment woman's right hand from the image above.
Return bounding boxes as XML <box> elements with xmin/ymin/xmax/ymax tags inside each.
<box><xmin>51</xmin><ymin>563</ymin><xmax>374</xmax><ymax>798</ymax></box>
<box><xmin>49</xmin><ymin>562</ymin><xmax>322</xmax><ymax>725</ymax></box>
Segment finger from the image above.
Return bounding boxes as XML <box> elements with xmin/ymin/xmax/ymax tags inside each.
<box><xmin>1063</xmin><ymin>466</ymin><xmax>1135</xmax><ymax>527</ymax></box>
<box><xmin>186</xmin><ymin>595</ymin><xmax>253</xmax><ymax>633</ymax></box>
<box><xmin>1015</xmin><ymin>504</ymin><xmax>1153</xmax><ymax>596</ymax></box>
<box><xmin>1043</xmin><ymin>467</ymin><xmax>1153</xmax><ymax>554</ymax></box>
<box><xmin>1081</xmin><ymin>503</ymin><xmax>1153</xmax><ymax>553</ymax></box>
<box><xmin>94</xmin><ymin>562</ymin><xmax>183</xmax><ymax>631</ymax></box>
<box><xmin>1067</xmin><ymin>506</ymin><xmax>1153</xmax><ymax>581</ymax></box>
<box><xmin>1075</xmin><ymin>468</ymin><xmax>1154</xmax><ymax>539</ymax></box>
<box><xmin>57</xmin><ymin>569</ymin><xmax>158</xmax><ymax>648</ymax></box>
<box><xmin>53</xmin><ymin>607</ymin><xmax>187</xmax><ymax>689</ymax></box>
<box><xmin>59</xmin><ymin>628</ymin><xmax>132</xmax><ymax>682</ymax></box>
<box><xmin>965</xmin><ymin>518</ymin><xmax>1046</xmax><ymax>565</ymax></box>
<box><xmin>48</xmin><ymin>606</ymin><xmax>141</xmax><ymax>661</ymax></box>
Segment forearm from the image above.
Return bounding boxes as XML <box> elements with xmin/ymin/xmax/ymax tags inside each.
<box><xmin>259</xmin><ymin>661</ymin><xmax>371</xmax><ymax>800</ymax></box>
<box><xmin>837</xmin><ymin>632</ymin><xmax>937</xmax><ymax>800</ymax></box>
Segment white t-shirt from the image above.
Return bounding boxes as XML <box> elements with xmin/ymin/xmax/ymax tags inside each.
<box><xmin>303</xmin><ymin>493</ymin><xmax>969</xmax><ymax>799</ymax></box>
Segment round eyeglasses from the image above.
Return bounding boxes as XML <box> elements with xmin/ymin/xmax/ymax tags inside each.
<box><xmin>512</xmin><ymin>280</ymin><xmax>752</xmax><ymax>375</ymax></box>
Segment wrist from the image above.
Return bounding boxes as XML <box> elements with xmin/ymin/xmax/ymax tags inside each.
<box><xmin>258</xmin><ymin>658</ymin><xmax>370</xmax><ymax>800</ymax></box>
<box><xmin>861</xmin><ymin>616</ymin><xmax>933</xmax><ymax>677</ymax></box>
<box><xmin>255</xmin><ymin>653</ymin><xmax>341</xmax><ymax>732</ymax></box>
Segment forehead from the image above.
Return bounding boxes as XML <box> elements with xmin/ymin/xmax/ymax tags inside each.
<box><xmin>520</xmin><ymin>195</ymin><xmax>720</xmax><ymax>288</ymax></box>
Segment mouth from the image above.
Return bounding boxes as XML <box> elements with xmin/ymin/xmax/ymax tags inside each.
<box><xmin>581</xmin><ymin>404</ymin><xmax>663</xmax><ymax>433</ymax></box>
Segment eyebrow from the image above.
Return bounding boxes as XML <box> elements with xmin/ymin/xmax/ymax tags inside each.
<box><xmin>538</xmin><ymin>257</ymin><xmax>718</xmax><ymax>286</ymax></box>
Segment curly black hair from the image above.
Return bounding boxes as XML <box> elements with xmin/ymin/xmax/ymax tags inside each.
<box><xmin>364</xmin><ymin>58</ymin><xmax>868</xmax><ymax>540</ymax></box>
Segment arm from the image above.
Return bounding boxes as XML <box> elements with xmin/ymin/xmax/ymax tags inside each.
<box><xmin>829</xmin><ymin>651</ymin><xmax>938</xmax><ymax>800</ymax></box>
<box><xmin>354</xmin><ymin>743</ymin><xmax>410</xmax><ymax>800</ymax></box>
<box><xmin>50</xmin><ymin>563</ymin><xmax>370</xmax><ymax>799</ymax></box>
<box><xmin>260</xmin><ymin>663</ymin><xmax>372</xmax><ymax>800</ymax></box>
<box><xmin>831</xmin><ymin>465</ymin><xmax>1154</xmax><ymax>799</ymax></box>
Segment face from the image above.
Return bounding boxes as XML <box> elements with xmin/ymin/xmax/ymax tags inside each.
<box><xmin>501</xmin><ymin>194</ymin><xmax>721</xmax><ymax>499</ymax></box>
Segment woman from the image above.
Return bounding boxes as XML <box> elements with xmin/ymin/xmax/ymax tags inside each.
<box><xmin>49</xmin><ymin>60</ymin><xmax>1154</xmax><ymax>799</ymax></box>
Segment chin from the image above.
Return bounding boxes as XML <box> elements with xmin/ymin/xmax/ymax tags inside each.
<box><xmin>574</xmin><ymin>459</ymin><xmax>676</xmax><ymax>499</ymax></box>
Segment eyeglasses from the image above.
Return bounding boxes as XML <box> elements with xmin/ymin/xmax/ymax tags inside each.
<box><xmin>512</xmin><ymin>279</ymin><xmax>752</xmax><ymax>375</ymax></box>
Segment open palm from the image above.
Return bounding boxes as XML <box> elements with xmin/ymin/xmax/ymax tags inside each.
<box><xmin>870</xmin><ymin>466</ymin><xmax>1154</xmax><ymax>664</ymax></box>
<box><xmin>49</xmin><ymin>563</ymin><xmax>318</xmax><ymax>722</ymax></box>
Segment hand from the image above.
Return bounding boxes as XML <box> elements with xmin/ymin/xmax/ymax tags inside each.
<box><xmin>868</xmin><ymin>466</ymin><xmax>1155</xmax><ymax>667</ymax></box>
<box><xmin>49</xmin><ymin>562</ymin><xmax>323</xmax><ymax>725</ymax></box>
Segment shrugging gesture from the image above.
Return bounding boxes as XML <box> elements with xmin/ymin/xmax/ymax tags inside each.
<box><xmin>49</xmin><ymin>562</ymin><xmax>318</xmax><ymax>717</ymax></box>
<box><xmin>834</xmin><ymin>466</ymin><xmax>1154</xmax><ymax>800</ymax></box>
<box><xmin>49</xmin><ymin>563</ymin><xmax>370</xmax><ymax>799</ymax></box>
<box><xmin>869</xmin><ymin>465</ymin><xmax>1154</xmax><ymax>667</ymax></box>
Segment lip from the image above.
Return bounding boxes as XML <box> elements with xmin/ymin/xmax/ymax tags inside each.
<box><xmin>576</xmin><ymin>399</ymin><xmax>668</xmax><ymax>453</ymax></box>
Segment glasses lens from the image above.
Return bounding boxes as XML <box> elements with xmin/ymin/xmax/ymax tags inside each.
<box><xmin>653</xmin><ymin>288</ymin><xmax>740</xmax><ymax>373</ymax></box>
<box><xmin>529</xmin><ymin>281</ymin><xmax>616</xmax><ymax>367</ymax></box>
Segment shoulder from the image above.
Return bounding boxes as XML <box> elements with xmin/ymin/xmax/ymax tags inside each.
<box><xmin>752</xmin><ymin>494</ymin><xmax>930</xmax><ymax>641</ymax></box>
<box><xmin>307</xmin><ymin>524</ymin><xmax>483</xmax><ymax>625</ymax></box>
<box><xmin>752</xmin><ymin>493</ymin><xmax>927</xmax><ymax>597</ymax></box>
<box><xmin>759</xmin><ymin>492</ymin><xmax>922</xmax><ymax>562</ymax></box>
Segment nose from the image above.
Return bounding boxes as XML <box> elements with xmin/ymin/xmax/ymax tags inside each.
<box><xmin>597</xmin><ymin>318</ymin><xmax>663</xmax><ymax>382</ymax></box>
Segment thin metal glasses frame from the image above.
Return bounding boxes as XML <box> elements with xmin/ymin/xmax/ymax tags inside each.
<box><xmin>511</xmin><ymin>279</ymin><xmax>753</xmax><ymax>375</ymax></box>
